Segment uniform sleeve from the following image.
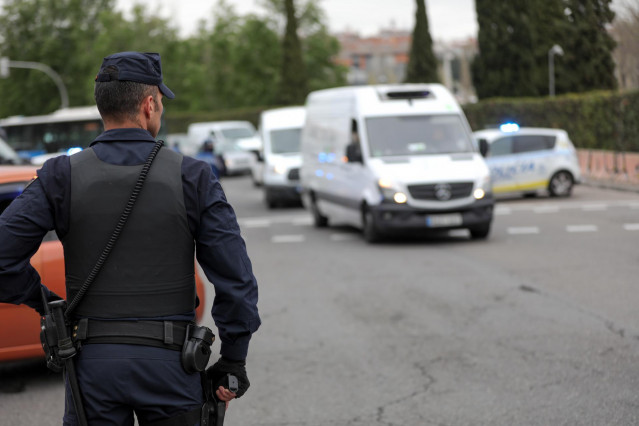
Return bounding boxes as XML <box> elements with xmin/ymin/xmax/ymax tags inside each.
<box><xmin>184</xmin><ymin>158</ymin><xmax>261</xmax><ymax>361</ymax></box>
<box><xmin>0</xmin><ymin>177</ymin><xmax>58</xmax><ymax>314</ymax></box>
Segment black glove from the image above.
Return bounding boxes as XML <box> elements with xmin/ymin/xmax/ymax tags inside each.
<box><xmin>205</xmin><ymin>357</ymin><xmax>250</xmax><ymax>398</ymax></box>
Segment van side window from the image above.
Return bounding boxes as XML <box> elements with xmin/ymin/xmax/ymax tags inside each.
<box><xmin>513</xmin><ymin>135</ymin><xmax>556</xmax><ymax>154</ymax></box>
<box><xmin>488</xmin><ymin>137</ymin><xmax>513</xmax><ymax>157</ymax></box>
<box><xmin>346</xmin><ymin>119</ymin><xmax>363</xmax><ymax>163</ymax></box>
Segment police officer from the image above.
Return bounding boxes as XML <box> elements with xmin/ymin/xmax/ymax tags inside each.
<box><xmin>0</xmin><ymin>51</ymin><xmax>260</xmax><ymax>425</ymax></box>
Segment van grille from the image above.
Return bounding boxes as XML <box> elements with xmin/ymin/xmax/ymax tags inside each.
<box><xmin>287</xmin><ymin>168</ymin><xmax>300</xmax><ymax>181</ymax></box>
<box><xmin>408</xmin><ymin>182</ymin><xmax>473</xmax><ymax>201</ymax></box>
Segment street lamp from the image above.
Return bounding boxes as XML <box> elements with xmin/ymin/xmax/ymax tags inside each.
<box><xmin>548</xmin><ymin>44</ymin><xmax>564</xmax><ymax>97</ymax></box>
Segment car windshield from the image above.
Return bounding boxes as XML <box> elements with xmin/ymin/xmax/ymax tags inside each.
<box><xmin>216</xmin><ymin>142</ymin><xmax>244</xmax><ymax>153</ymax></box>
<box><xmin>220</xmin><ymin>127</ymin><xmax>255</xmax><ymax>141</ymax></box>
<box><xmin>0</xmin><ymin>136</ymin><xmax>20</xmax><ymax>164</ymax></box>
<box><xmin>365</xmin><ymin>114</ymin><xmax>474</xmax><ymax>157</ymax></box>
<box><xmin>270</xmin><ymin>128</ymin><xmax>301</xmax><ymax>154</ymax></box>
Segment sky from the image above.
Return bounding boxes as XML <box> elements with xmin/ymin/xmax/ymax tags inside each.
<box><xmin>114</xmin><ymin>0</ymin><xmax>479</xmax><ymax>42</ymax></box>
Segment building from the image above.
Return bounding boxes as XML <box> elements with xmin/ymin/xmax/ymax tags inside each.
<box><xmin>334</xmin><ymin>28</ymin><xmax>478</xmax><ymax>104</ymax></box>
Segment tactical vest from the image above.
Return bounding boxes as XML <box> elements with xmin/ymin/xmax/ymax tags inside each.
<box><xmin>63</xmin><ymin>147</ymin><xmax>196</xmax><ymax>318</ymax></box>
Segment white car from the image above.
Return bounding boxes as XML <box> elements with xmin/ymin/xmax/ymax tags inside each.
<box><xmin>474</xmin><ymin>125</ymin><xmax>581</xmax><ymax>197</ymax></box>
<box><xmin>213</xmin><ymin>141</ymin><xmax>255</xmax><ymax>176</ymax></box>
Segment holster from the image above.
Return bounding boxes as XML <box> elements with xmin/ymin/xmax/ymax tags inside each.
<box><xmin>181</xmin><ymin>324</ymin><xmax>214</xmax><ymax>374</ymax></box>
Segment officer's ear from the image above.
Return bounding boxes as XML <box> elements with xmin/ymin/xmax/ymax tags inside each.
<box><xmin>141</xmin><ymin>95</ymin><xmax>155</xmax><ymax>120</ymax></box>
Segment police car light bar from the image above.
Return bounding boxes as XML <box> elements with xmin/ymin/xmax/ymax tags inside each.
<box><xmin>499</xmin><ymin>122</ymin><xmax>520</xmax><ymax>133</ymax></box>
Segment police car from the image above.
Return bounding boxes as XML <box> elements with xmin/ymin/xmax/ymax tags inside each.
<box><xmin>0</xmin><ymin>165</ymin><xmax>207</xmax><ymax>363</ymax></box>
<box><xmin>474</xmin><ymin>124</ymin><xmax>581</xmax><ymax>197</ymax></box>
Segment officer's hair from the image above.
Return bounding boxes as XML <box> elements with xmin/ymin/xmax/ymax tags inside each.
<box><xmin>94</xmin><ymin>66</ymin><xmax>159</xmax><ymax>123</ymax></box>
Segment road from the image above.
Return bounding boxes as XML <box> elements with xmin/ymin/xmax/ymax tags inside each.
<box><xmin>2</xmin><ymin>177</ymin><xmax>639</xmax><ymax>425</ymax></box>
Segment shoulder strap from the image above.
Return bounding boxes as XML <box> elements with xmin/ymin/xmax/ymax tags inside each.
<box><xmin>65</xmin><ymin>140</ymin><xmax>165</xmax><ymax>317</ymax></box>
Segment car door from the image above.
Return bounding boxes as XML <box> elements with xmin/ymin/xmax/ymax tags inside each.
<box><xmin>486</xmin><ymin>136</ymin><xmax>518</xmax><ymax>193</ymax></box>
<box><xmin>512</xmin><ymin>135</ymin><xmax>555</xmax><ymax>191</ymax></box>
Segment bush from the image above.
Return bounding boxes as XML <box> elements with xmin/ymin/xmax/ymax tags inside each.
<box><xmin>463</xmin><ymin>90</ymin><xmax>639</xmax><ymax>152</ymax></box>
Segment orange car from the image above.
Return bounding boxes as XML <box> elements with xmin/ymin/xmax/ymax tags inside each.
<box><xmin>0</xmin><ymin>165</ymin><xmax>206</xmax><ymax>362</ymax></box>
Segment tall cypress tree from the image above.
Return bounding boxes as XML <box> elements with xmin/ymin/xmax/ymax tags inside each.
<box><xmin>405</xmin><ymin>0</ymin><xmax>439</xmax><ymax>83</ymax></box>
<box><xmin>276</xmin><ymin>0</ymin><xmax>308</xmax><ymax>105</ymax></box>
<box><xmin>472</xmin><ymin>0</ymin><xmax>538</xmax><ymax>98</ymax></box>
<box><xmin>555</xmin><ymin>0</ymin><xmax>617</xmax><ymax>94</ymax></box>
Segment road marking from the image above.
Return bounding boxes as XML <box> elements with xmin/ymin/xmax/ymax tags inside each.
<box><xmin>623</xmin><ymin>223</ymin><xmax>639</xmax><ymax>231</ymax></box>
<box><xmin>566</xmin><ymin>225</ymin><xmax>598</xmax><ymax>233</ymax></box>
<box><xmin>272</xmin><ymin>234</ymin><xmax>305</xmax><ymax>243</ymax></box>
<box><xmin>507</xmin><ymin>227</ymin><xmax>540</xmax><ymax>235</ymax></box>
<box><xmin>582</xmin><ymin>204</ymin><xmax>607</xmax><ymax>211</ymax></box>
<box><xmin>533</xmin><ymin>206</ymin><xmax>559</xmax><ymax>214</ymax></box>
<box><xmin>243</xmin><ymin>218</ymin><xmax>271</xmax><ymax>228</ymax></box>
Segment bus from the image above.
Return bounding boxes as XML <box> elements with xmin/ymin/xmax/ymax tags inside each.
<box><xmin>0</xmin><ymin>106</ymin><xmax>104</xmax><ymax>162</ymax></box>
<box><xmin>0</xmin><ymin>106</ymin><xmax>167</xmax><ymax>164</ymax></box>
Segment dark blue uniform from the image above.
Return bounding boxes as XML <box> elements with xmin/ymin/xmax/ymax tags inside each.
<box><xmin>0</xmin><ymin>128</ymin><xmax>261</xmax><ymax>425</ymax></box>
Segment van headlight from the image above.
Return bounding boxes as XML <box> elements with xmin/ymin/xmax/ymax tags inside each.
<box><xmin>269</xmin><ymin>164</ymin><xmax>287</xmax><ymax>175</ymax></box>
<box><xmin>474</xmin><ymin>175</ymin><xmax>492</xmax><ymax>200</ymax></box>
<box><xmin>378</xmin><ymin>178</ymin><xmax>407</xmax><ymax>204</ymax></box>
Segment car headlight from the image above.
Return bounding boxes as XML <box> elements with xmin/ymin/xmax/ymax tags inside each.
<box><xmin>474</xmin><ymin>175</ymin><xmax>492</xmax><ymax>200</ymax></box>
<box><xmin>378</xmin><ymin>178</ymin><xmax>407</xmax><ymax>204</ymax></box>
<box><xmin>269</xmin><ymin>164</ymin><xmax>287</xmax><ymax>175</ymax></box>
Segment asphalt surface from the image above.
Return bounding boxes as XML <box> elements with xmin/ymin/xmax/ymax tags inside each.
<box><xmin>2</xmin><ymin>176</ymin><xmax>639</xmax><ymax>425</ymax></box>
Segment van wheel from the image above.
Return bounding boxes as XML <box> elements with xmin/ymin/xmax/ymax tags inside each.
<box><xmin>363</xmin><ymin>208</ymin><xmax>382</xmax><ymax>243</ymax></box>
<box><xmin>469</xmin><ymin>223</ymin><xmax>491</xmax><ymax>240</ymax></box>
<box><xmin>548</xmin><ymin>171</ymin><xmax>573</xmax><ymax>197</ymax></box>
<box><xmin>311</xmin><ymin>197</ymin><xmax>328</xmax><ymax>228</ymax></box>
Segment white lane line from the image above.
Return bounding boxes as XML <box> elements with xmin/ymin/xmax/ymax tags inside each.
<box><xmin>494</xmin><ymin>206</ymin><xmax>512</xmax><ymax>215</ymax></box>
<box><xmin>243</xmin><ymin>219</ymin><xmax>271</xmax><ymax>228</ymax></box>
<box><xmin>623</xmin><ymin>223</ymin><xmax>639</xmax><ymax>231</ymax></box>
<box><xmin>330</xmin><ymin>233</ymin><xmax>357</xmax><ymax>241</ymax></box>
<box><xmin>582</xmin><ymin>204</ymin><xmax>607</xmax><ymax>211</ymax></box>
<box><xmin>292</xmin><ymin>217</ymin><xmax>313</xmax><ymax>226</ymax></box>
<box><xmin>631</xmin><ymin>203</ymin><xmax>639</xmax><ymax>209</ymax></box>
<box><xmin>566</xmin><ymin>225</ymin><xmax>598</xmax><ymax>233</ymax></box>
<box><xmin>533</xmin><ymin>206</ymin><xmax>559</xmax><ymax>214</ymax></box>
<box><xmin>507</xmin><ymin>227</ymin><xmax>540</xmax><ymax>235</ymax></box>
<box><xmin>272</xmin><ymin>235</ymin><xmax>305</xmax><ymax>243</ymax></box>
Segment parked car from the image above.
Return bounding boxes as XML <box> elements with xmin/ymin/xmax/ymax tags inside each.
<box><xmin>0</xmin><ymin>165</ymin><xmax>207</xmax><ymax>363</ymax></box>
<box><xmin>184</xmin><ymin>121</ymin><xmax>262</xmax><ymax>157</ymax></box>
<box><xmin>214</xmin><ymin>141</ymin><xmax>255</xmax><ymax>176</ymax></box>
<box><xmin>474</xmin><ymin>124</ymin><xmax>581</xmax><ymax>197</ymax></box>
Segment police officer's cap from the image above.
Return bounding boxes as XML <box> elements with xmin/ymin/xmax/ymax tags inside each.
<box><xmin>95</xmin><ymin>52</ymin><xmax>175</xmax><ymax>99</ymax></box>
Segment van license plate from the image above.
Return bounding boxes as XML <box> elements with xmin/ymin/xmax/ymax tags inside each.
<box><xmin>426</xmin><ymin>213</ymin><xmax>463</xmax><ymax>227</ymax></box>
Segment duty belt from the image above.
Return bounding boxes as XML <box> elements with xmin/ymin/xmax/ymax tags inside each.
<box><xmin>73</xmin><ymin>319</ymin><xmax>191</xmax><ymax>351</ymax></box>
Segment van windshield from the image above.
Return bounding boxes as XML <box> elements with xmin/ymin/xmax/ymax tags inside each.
<box><xmin>365</xmin><ymin>114</ymin><xmax>474</xmax><ymax>157</ymax></box>
<box><xmin>270</xmin><ymin>128</ymin><xmax>301</xmax><ymax>154</ymax></box>
<box><xmin>220</xmin><ymin>127</ymin><xmax>255</xmax><ymax>141</ymax></box>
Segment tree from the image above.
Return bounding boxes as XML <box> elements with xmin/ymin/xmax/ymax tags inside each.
<box><xmin>555</xmin><ymin>0</ymin><xmax>617</xmax><ymax>93</ymax></box>
<box><xmin>276</xmin><ymin>0</ymin><xmax>308</xmax><ymax>105</ymax></box>
<box><xmin>610</xmin><ymin>1</ymin><xmax>639</xmax><ymax>89</ymax></box>
<box><xmin>0</xmin><ymin>0</ymin><xmax>115</xmax><ymax>117</ymax></box>
<box><xmin>405</xmin><ymin>0</ymin><xmax>439</xmax><ymax>83</ymax></box>
<box><xmin>472</xmin><ymin>0</ymin><xmax>539</xmax><ymax>98</ymax></box>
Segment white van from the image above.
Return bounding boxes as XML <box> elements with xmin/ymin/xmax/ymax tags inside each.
<box><xmin>257</xmin><ymin>107</ymin><xmax>306</xmax><ymax>208</ymax></box>
<box><xmin>299</xmin><ymin>84</ymin><xmax>494</xmax><ymax>242</ymax></box>
<box><xmin>184</xmin><ymin>121</ymin><xmax>262</xmax><ymax>157</ymax></box>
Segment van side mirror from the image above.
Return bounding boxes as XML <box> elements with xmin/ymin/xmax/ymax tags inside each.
<box><xmin>346</xmin><ymin>143</ymin><xmax>363</xmax><ymax>163</ymax></box>
<box><xmin>478</xmin><ymin>139</ymin><xmax>489</xmax><ymax>157</ymax></box>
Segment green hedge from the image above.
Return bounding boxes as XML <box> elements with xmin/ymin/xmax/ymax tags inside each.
<box><xmin>462</xmin><ymin>89</ymin><xmax>639</xmax><ymax>152</ymax></box>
